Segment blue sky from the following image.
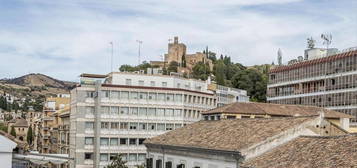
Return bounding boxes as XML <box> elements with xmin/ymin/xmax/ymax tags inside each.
<box><xmin>0</xmin><ymin>0</ymin><xmax>356</xmax><ymax>81</ymax></box>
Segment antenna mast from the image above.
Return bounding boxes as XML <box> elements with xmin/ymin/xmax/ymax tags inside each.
<box><xmin>110</xmin><ymin>42</ymin><xmax>113</xmax><ymax>72</ymax></box>
<box><xmin>136</xmin><ymin>40</ymin><xmax>143</xmax><ymax>65</ymax></box>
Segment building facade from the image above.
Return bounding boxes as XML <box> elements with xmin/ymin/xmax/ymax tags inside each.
<box><xmin>267</xmin><ymin>47</ymin><xmax>357</xmax><ymax>129</ymax></box>
<box><xmin>70</xmin><ymin>72</ymin><xmax>223</xmax><ymax>168</ymax></box>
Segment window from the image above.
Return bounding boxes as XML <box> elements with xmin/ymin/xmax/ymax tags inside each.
<box><xmin>129</xmin><ymin>138</ymin><xmax>137</xmax><ymax>145</ymax></box>
<box><xmin>131</xmin><ymin>92</ymin><xmax>138</xmax><ymax>99</ymax></box>
<box><xmin>148</xmin><ymin>123</ymin><xmax>156</xmax><ymax>130</ymax></box>
<box><xmin>85</xmin><ymin>122</ymin><xmax>94</xmax><ymax>129</ymax></box>
<box><xmin>120</xmin><ymin>91</ymin><xmax>129</xmax><ymax>99</ymax></box>
<box><xmin>120</xmin><ymin>138</ymin><xmax>127</xmax><ymax>145</ymax></box>
<box><xmin>110</xmin><ymin>154</ymin><xmax>118</xmax><ymax>161</ymax></box>
<box><xmin>110</xmin><ymin>91</ymin><xmax>120</xmax><ymax>99</ymax></box>
<box><xmin>148</xmin><ymin>108</ymin><xmax>156</xmax><ymax>116</ymax></box>
<box><xmin>166</xmin><ymin>124</ymin><xmax>174</xmax><ymax>131</ymax></box>
<box><xmin>139</xmin><ymin>80</ymin><xmax>144</xmax><ymax>86</ymax></box>
<box><xmin>165</xmin><ymin>161</ymin><xmax>173</xmax><ymax>168</ymax></box>
<box><xmin>175</xmin><ymin>94</ymin><xmax>182</xmax><ymax>102</ymax></box>
<box><xmin>165</xmin><ymin>109</ymin><xmax>174</xmax><ymax>116</ymax></box>
<box><xmin>129</xmin><ymin>123</ymin><xmax>138</xmax><ymax>130</ymax></box>
<box><xmin>85</xmin><ymin>107</ymin><xmax>94</xmax><ymax>115</ymax></box>
<box><xmin>157</xmin><ymin>108</ymin><xmax>165</xmax><ymax>116</ymax></box>
<box><xmin>158</xmin><ymin>93</ymin><xmax>165</xmax><ymax>101</ymax></box>
<box><xmin>125</xmin><ymin>79</ymin><xmax>132</xmax><ymax>85</ymax></box>
<box><xmin>174</xmin><ymin>124</ymin><xmax>182</xmax><ymax>129</ymax></box>
<box><xmin>138</xmin><ymin>138</ymin><xmax>146</xmax><ymax>145</ymax></box>
<box><xmin>111</xmin><ymin>107</ymin><xmax>119</xmax><ymax>115</ymax></box>
<box><xmin>147</xmin><ymin>158</ymin><xmax>153</xmax><ymax>168</ymax></box>
<box><xmin>150</xmin><ymin>81</ymin><xmax>155</xmax><ymax>87</ymax></box>
<box><xmin>130</xmin><ymin>107</ymin><xmax>138</xmax><ymax>115</ymax></box>
<box><xmin>121</xmin><ymin>154</ymin><xmax>128</xmax><ymax>161</ymax></box>
<box><xmin>111</xmin><ymin>122</ymin><xmax>119</xmax><ymax>129</ymax></box>
<box><xmin>162</xmin><ymin>82</ymin><xmax>167</xmax><ymax>87</ymax></box>
<box><xmin>84</xmin><ymin>153</ymin><xmax>93</xmax><ymax>160</ymax></box>
<box><xmin>139</xmin><ymin>123</ymin><xmax>147</xmax><ymax>130</ymax></box>
<box><xmin>101</xmin><ymin>106</ymin><xmax>110</xmax><ymax>115</ymax></box>
<box><xmin>100</xmin><ymin>138</ymin><xmax>109</xmax><ymax>146</ymax></box>
<box><xmin>166</xmin><ymin>94</ymin><xmax>174</xmax><ymax>101</ymax></box>
<box><xmin>148</xmin><ymin>93</ymin><xmax>156</xmax><ymax>100</ymax></box>
<box><xmin>101</xmin><ymin>122</ymin><xmax>109</xmax><ymax>129</ymax></box>
<box><xmin>156</xmin><ymin>160</ymin><xmax>163</xmax><ymax>168</ymax></box>
<box><xmin>157</xmin><ymin>123</ymin><xmax>165</xmax><ymax>131</ymax></box>
<box><xmin>226</xmin><ymin>115</ymin><xmax>236</xmax><ymax>119</ymax></box>
<box><xmin>86</xmin><ymin>91</ymin><xmax>94</xmax><ymax>98</ymax></box>
<box><xmin>139</xmin><ymin>108</ymin><xmax>147</xmax><ymax>116</ymax></box>
<box><xmin>139</xmin><ymin>92</ymin><xmax>147</xmax><ymax>99</ymax></box>
<box><xmin>120</xmin><ymin>107</ymin><xmax>129</xmax><ymax>115</ymax></box>
<box><xmin>174</xmin><ymin>109</ymin><xmax>182</xmax><ymax>117</ymax></box>
<box><xmin>110</xmin><ymin>138</ymin><xmax>118</xmax><ymax>146</ymax></box>
<box><xmin>138</xmin><ymin>154</ymin><xmax>146</xmax><ymax>161</ymax></box>
<box><xmin>102</xmin><ymin>90</ymin><xmax>110</xmax><ymax>98</ymax></box>
<box><xmin>120</xmin><ymin>122</ymin><xmax>128</xmax><ymax>130</ymax></box>
<box><xmin>100</xmin><ymin>153</ymin><xmax>108</xmax><ymax>161</ymax></box>
<box><xmin>129</xmin><ymin>154</ymin><xmax>137</xmax><ymax>161</ymax></box>
<box><xmin>85</xmin><ymin>137</ymin><xmax>93</xmax><ymax>145</ymax></box>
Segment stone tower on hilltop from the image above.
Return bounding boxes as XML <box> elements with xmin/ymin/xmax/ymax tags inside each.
<box><xmin>165</xmin><ymin>36</ymin><xmax>187</xmax><ymax>66</ymax></box>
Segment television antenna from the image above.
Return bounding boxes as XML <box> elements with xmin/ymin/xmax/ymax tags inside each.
<box><xmin>321</xmin><ymin>33</ymin><xmax>332</xmax><ymax>49</ymax></box>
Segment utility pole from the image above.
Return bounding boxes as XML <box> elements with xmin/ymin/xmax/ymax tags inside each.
<box><xmin>136</xmin><ymin>40</ymin><xmax>143</xmax><ymax>65</ymax></box>
<box><xmin>109</xmin><ymin>42</ymin><xmax>113</xmax><ymax>72</ymax></box>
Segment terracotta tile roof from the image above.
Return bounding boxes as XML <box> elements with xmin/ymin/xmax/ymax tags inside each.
<box><xmin>203</xmin><ymin>102</ymin><xmax>353</xmax><ymax>119</ymax></box>
<box><xmin>145</xmin><ymin>117</ymin><xmax>315</xmax><ymax>152</ymax></box>
<box><xmin>242</xmin><ymin>134</ymin><xmax>357</xmax><ymax>168</ymax></box>
<box><xmin>13</xmin><ymin>118</ymin><xmax>28</xmax><ymax>127</ymax></box>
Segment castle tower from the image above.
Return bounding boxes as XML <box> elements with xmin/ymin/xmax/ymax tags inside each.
<box><xmin>164</xmin><ymin>36</ymin><xmax>187</xmax><ymax>66</ymax></box>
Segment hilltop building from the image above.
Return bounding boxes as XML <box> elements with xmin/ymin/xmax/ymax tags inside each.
<box><xmin>145</xmin><ymin>112</ymin><xmax>348</xmax><ymax>168</ymax></box>
<box><xmin>150</xmin><ymin>36</ymin><xmax>213</xmax><ymax>74</ymax></box>
<box><xmin>69</xmin><ymin>72</ymin><xmax>248</xmax><ymax>168</ymax></box>
<box><xmin>267</xmin><ymin>46</ymin><xmax>357</xmax><ymax>132</ymax></box>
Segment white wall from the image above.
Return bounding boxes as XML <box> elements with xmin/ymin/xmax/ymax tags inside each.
<box><xmin>150</xmin><ymin>151</ymin><xmax>237</xmax><ymax>168</ymax></box>
<box><xmin>0</xmin><ymin>135</ymin><xmax>17</xmax><ymax>168</ymax></box>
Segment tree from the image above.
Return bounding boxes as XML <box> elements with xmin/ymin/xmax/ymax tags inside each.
<box><xmin>0</xmin><ymin>122</ymin><xmax>8</xmax><ymax>132</ymax></box>
<box><xmin>213</xmin><ymin>61</ymin><xmax>226</xmax><ymax>85</ymax></box>
<box><xmin>232</xmin><ymin>69</ymin><xmax>267</xmax><ymax>102</ymax></box>
<box><xmin>192</xmin><ymin>62</ymin><xmax>211</xmax><ymax>80</ymax></box>
<box><xmin>167</xmin><ymin>61</ymin><xmax>179</xmax><ymax>75</ymax></box>
<box><xmin>27</xmin><ymin>125</ymin><xmax>33</xmax><ymax>145</ymax></box>
<box><xmin>106</xmin><ymin>155</ymin><xmax>128</xmax><ymax>168</ymax></box>
<box><xmin>10</xmin><ymin>126</ymin><xmax>16</xmax><ymax>137</ymax></box>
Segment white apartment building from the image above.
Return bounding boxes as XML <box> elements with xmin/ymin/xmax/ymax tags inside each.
<box><xmin>70</xmin><ymin>72</ymin><xmax>238</xmax><ymax>168</ymax></box>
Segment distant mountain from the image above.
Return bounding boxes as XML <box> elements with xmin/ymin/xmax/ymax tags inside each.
<box><xmin>3</xmin><ymin>73</ymin><xmax>76</xmax><ymax>90</ymax></box>
<box><xmin>0</xmin><ymin>73</ymin><xmax>77</xmax><ymax>99</ymax></box>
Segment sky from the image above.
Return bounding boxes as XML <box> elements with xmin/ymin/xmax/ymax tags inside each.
<box><xmin>0</xmin><ymin>0</ymin><xmax>356</xmax><ymax>81</ymax></box>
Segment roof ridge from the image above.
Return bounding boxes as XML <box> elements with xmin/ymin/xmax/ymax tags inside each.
<box><xmin>299</xmin><ymin>133</ymin><xmax>357</xmax><ymax>139</ymax></box>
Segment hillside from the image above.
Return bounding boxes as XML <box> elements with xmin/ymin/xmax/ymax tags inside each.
<box><xmin>4</xmin><ymin>73</ymin><xmax>76</xmax><ymax>90</ymax></box>
<box><xmin>0</xmin><ymin>73</ymin><xmax>77</xmax><ymax>98</ymax></box>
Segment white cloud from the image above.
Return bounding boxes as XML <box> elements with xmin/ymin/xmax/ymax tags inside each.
<box><xmin>0</xmin><ymin>0</ymin><xmax>356</xmax><ymax>80</ymax></box>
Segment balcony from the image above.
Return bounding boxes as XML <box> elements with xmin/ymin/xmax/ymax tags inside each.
<box><xmin>43</xmin><ymin>117</ymin><xmax>54</xmax><ymax>121</ymax></box>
